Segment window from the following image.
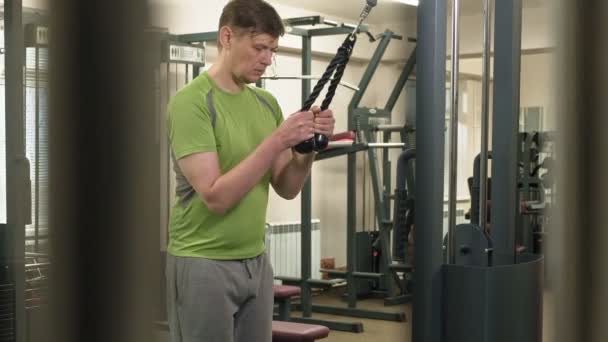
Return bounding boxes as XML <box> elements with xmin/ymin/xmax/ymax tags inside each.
<box><xmin>24</xmin><ymin>46</ymin><xmax>49</xmax><ymax>254</ymax></box>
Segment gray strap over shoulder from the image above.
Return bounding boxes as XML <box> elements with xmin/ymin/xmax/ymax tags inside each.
<box><xmin>172</xmin><ymin>89</ymin><xmax>217</xmax><ymax>207</ymax></box>
<box><xmin>206</xmin><ymin>90</ymin><xmax>218</xmax><ymax>128</ymax></box>
<box><xmin>251</xmin><ymin>89</ymin><xmax>280</xmax><ymax>123</ymax></box>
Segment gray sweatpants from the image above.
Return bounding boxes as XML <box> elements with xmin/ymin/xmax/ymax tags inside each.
<box><xmin>166</xmin><ymin>253</ymin><xmax>274</xmax><ymax>342</ymax></box>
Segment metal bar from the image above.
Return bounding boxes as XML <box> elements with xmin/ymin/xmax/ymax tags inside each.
<box><xmin>261</xmin><ymin>75</ymin><xmax>359</xmax><ymax>91</ymax></box>
<box><xmin>374</xmin><ymin>124</ymin><xmax>404</xmax><ymax>132</ymax></box>
<box><xmin>283</xmin><ymin>16</ymin><xmax>324</xmax><ymax>27</ymax></box>
<box><xmin>349</xmin><ymin>30</ymin><xmax>394</xmax><ymax>110</ymax></box>
<box><xmin>384</xmin><ymin>197</ymin><xmax>396</xmax><ymax>302</ymax></box>
<box><xmin>300</xmin><ymin>35</ymin><xmax>313</xmax><ymax>318</ymax></box>
<box><xmin>383</xmin><ymin>132</ymin><xmax>391</xmax><ymax>226</ymax></box>
<box><xmin>166</xmin><ymin>61</ymin><xmax>172</xmax><ymax>237</ymax></box>
<box><xmin>284</xmin><ymin>27</ymin><xmax>309</xmax><ymax>37</ymax></box>
<box><xmin>315</xmin><ymin>144</ymin><xmax>368</xmax><ymax>161</ymax></box>
<box><xmin>307</xmin><ymin>25</ymin><xmax>370</xmax><ymax>37</ymax></box>
<box><xmin>177</xmin><ymin>31</ymin><xmax>217</xmax><ymax>43</ymax></box>
<box><xmin>384</xmin><ymin>294</ymin><xmax>413</xmax><ymax>306</ymax></box>
<box><xmin>292</xmin><ymin>304</ymin><xmax>406</xmax><ymax>322</ymax></box>
<box><xmin>321</xmin><ymin>142</ymin><xmax>405</xmax><ymax>153</ymax></box>
<box><xmin>346</xmin><ymin>148</ymin><xmax>357</xmax><ymax>309</ymax></box>
<box><xmin>166</xmin><ymin>63</ymin><xmax>170</xmax><ymax>98</ymax></box>
<box><xmin>367</xmin><ymin>142</ymin><xmax>405</xmax><ymax>148</ymax></box>
<box><xmin>413</xmin><ymin>0</ymin><xmax>447</xmax><ymax>341</ymax></box>
<box><xmin>364</xmin><ymin>131</ymin><xmax>390</xmax><ymax>230</ymax></box>
<box><xmin>289</xmin><ymin>317</ymin><xmax>363</xmax><ymax>333</ymax></box>
<box><xmin>5</xmin><ymin>1</ymin><xmax>26</xmax><ymax>341</ymax></box>
<box><xmin>479</xmin><ymin>0</ymin><xmax>493</xmax><ymax>265</ymax></box>
<box><xmin>35</xmin><ymin>46</ymin><xmax>40</xmax><ymax>253</ymax></box>
<box><xmin>322</xmin><ymin>19</ymin><xmax>339</xmax><ymax>27</ymax></box>
<box><xmin>492</xmin><ymin>0</ymin><xmax>522</xmax><ymax>262</ymax></box>
<box><xmin>384</xmin><ymin>46</ymin><xmax>417</xmax><ymax>112</ymax></box>
<box><xmin>25</xmin><ymin>252</ymin><xmax>48</xmax><ymax>257</ymax></box>
<box><xmin>447</xmin><ymin>0</ymin><xmax>461</xmax><ymax>265</ymax></box>
<box><xmin>363</xmin><ymin>130</ymin><xmax>393</xmax><ymax>292</ymax></box>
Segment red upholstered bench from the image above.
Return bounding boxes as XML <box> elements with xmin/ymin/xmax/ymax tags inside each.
<box><xmin>274</xmin><ymin>284</ymin><xmax>301</xmax><ymax>298</ymax></box>
<box><xmin>272</xmin><ymin>320</ymin><xmax>330</xmax><ymax>342</ymax></box>
<box><xmin>155</xmin><ymin>319</ymin><xmax>330</xmax><ymax>341</ymax></box>
<box><xmin>273</xmin><ymin>285</ymin><xmax>301</xmax><ymax>321</ymax></box>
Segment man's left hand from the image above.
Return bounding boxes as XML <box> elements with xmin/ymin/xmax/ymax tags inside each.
<box><xmin>311</xmin><ymin>105</ymin><xmax>335</xmax><ymax>138</ymax></box>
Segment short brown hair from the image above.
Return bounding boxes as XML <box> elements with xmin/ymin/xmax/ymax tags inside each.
<box><xmin>219</xmin><ymin>0</ymin><xmax>285</xmax><ymax>38</ymax></box>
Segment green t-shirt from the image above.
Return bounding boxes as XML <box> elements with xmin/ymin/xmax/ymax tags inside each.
<box><xmin>167</xmin><ymin>72</ymin><xmax>283</xmax><ymax>260</ymax></box>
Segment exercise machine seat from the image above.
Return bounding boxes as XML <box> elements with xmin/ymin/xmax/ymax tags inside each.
<box><xmin>272</xmin><ymin>321</ymin><xmax>330</xmax><ymax>342</ymax></box>
<box><xmin>273</xmin><ymin>285</ymin><xmax>301</xmax><ymax>299</ymax></box>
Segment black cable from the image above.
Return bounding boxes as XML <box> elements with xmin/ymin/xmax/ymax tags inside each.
<box><xmin>294</xmin><ymin>35</ymin><xmax>356</xmax><ymax>153</ymax></box>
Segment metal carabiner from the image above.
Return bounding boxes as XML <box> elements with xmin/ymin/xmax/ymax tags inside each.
<box><xmin>349</xmin><ymin>0</ymin><xmax>378</xmax><ymax>39</ymax></box>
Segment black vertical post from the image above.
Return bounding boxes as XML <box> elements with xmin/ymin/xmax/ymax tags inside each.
<box><xmin>491</xmin><ymin>0</ymin><xmax>522</xmax><ymax>263</ymax></box>
<box><xmin>346</xmin><ymin>156</ymin><xmax>357</xmax><ymax>307</ymax></box>
<box><xmin>300</xmin><ymin>35</ymin><xmax>313</xmax><ymax>318</ymax></box>
<box><xmin>413</xmin><ymin>0</ymin><xmax>447</xmax><ymax>341</ymax></box>
<box><xmin>49</xmin><ymin>1</ymin><xmax>158</xmax><ymax>341</ymax></box>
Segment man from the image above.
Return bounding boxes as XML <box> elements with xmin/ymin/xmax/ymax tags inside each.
<box><xmin>165</xmin><ymin>1</ymin><xmax>335</xmax><ymax>341</ymax></box>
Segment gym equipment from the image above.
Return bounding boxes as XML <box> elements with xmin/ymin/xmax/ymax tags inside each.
<box><xmin>261</xmin><ymin>75</ymin><xmax>359</xmax><ymax>91</ymax></box>
<box><xmin>446</xmin><ymin>0</ymin><xmax>461</xmax><ymax>264</ymax></box>
<box><xmin>387</xmin><ymin>149</ymin><xmax>415</xmax><ymax>304</ymax></box>
<box><xmin>478</xmin><ymin>0</ymin><xmax>493</xmax><ymax>266</ymax></box>
<box><xmin>289</xmin><ymin>27</ymin><xmax>415</xmax><ymax>326</ymax></box>
<box><xmin>467</xmin><ymin>130</ymin><xmax>554</xmax><ymax>256</ymax></box>
<box><xmin>273</xmin><ymin>284</ymin><xmax>301</xmax><ymax>321</ymax></box>
<box><xmin>293</xmin><ymin>0</ymin><xmax>377</xmax><ymax>154</ymax></box>
<box><xmin>272</xmin><ymin>285</ymin><xmax>332</xmax><ymax>341</ymax></box>
<box><xmin>272</xmin><ymin>321</ymin><xmax>330</xmax><ymax>342</ymax></box>
<box><xmin>415</xmin><ymin>0</ymin><xmax>543</xmax><ymax>341</ymax></box>
<box><xmin>290</xmin><ymin>35</ymin><xmax>410</xmax><ymax>329</ymax></box>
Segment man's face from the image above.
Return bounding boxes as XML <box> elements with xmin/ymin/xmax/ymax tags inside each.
<box><xmin>229</xmin><ymin>31</ymin><xmax>278</xmax><ymax>84</ymax></box>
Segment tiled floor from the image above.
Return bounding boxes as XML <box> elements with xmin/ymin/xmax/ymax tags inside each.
<box><xmin>155</xmin><ymin>289</ymin><xmax>553</xmax><ymax>342</ymax></box>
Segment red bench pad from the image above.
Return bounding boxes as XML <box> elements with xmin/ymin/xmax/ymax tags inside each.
<box><xmin>272</xmin><ymin>321</ymin><xmax>330</xmax><ymax>342</ymax></box>
<box><xmin>273</xmin><ymin>285</ymin><xmax>301</xmax><ymax>299</ymax></box>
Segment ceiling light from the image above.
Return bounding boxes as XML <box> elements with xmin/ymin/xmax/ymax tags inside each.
<box><xmin>388</xmin><ymin>0</ymin><xmax>419</xmax><ymax>6</ymax></box>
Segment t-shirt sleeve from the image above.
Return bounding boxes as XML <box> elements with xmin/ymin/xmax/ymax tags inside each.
<box><xmin>168</xmin><ymin>91</ymin><xmax>217</xmax><ymax>160</ymax></box>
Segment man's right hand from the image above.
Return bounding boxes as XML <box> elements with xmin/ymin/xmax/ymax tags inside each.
<box><xmin>273</xmin><ymin>110</ymin><xmax>315</xmax><ymax>149</ymax></box>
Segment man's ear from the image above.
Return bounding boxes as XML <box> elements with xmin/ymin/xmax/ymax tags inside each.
<box><xmin>218</xmin><ymin>26</ymin><xmax>233</xmax><ymax>50</ymax></box>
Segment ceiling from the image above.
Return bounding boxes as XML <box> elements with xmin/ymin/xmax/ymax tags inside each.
<box><xmin>273</xmin><ymin>0</ymin><xmax>548</xmax><ymax>25</ymax></box>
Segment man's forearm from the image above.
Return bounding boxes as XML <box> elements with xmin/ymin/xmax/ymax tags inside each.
<box><xmin>205</xmin><ymin>136</ymin><xmax>284</xmax><ymax>214</ymax></box>
<box><xmin>273</xmin><ymin>151</ymin><xmax>315</xmax><ymax>199</ymax></box>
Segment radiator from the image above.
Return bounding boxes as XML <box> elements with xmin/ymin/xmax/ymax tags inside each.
<box><xmin>265</xmin><ymin>220</ymin><xmax>321</xmax><ymax>281</ymax></box>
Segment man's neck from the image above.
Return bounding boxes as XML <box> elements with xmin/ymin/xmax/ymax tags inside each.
<box><xmin>207</xmin><ymin>62</ymin><xmax>245</xmax><ymax>94</ymax></box>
